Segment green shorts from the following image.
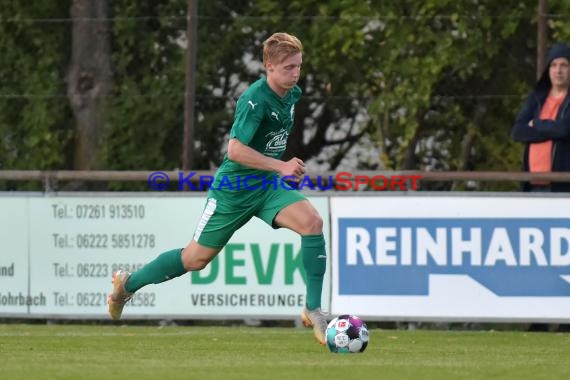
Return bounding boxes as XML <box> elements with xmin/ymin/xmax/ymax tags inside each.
<box><xmin>193</xmin><ymin>186</ymin><xmax>307</xmax><ymax>248</ymax></box>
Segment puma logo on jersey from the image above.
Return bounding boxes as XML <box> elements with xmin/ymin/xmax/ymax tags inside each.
<box><xmin>248</xmin><ymin>100</ymin><xmax>258</xmax><ymax>110</ymax></box>
<box><xmin>271</xmin><ymin>111</ymin><xmax>279</xmax><ymax>121</ymax></box>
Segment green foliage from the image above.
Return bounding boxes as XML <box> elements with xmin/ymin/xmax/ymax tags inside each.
<box><xmin>363</xmin><ymin>0</ymin><xmax>536</xmax><ymax>175</ymax></box>
<box><xmin>103</xmin><ymin>0</ymin><xmax>186</xmax><ymax>170</ymax></box>
<box><xmin>0</xmin><ymin>0</ymin><xmax>560</xmax><ymax>192</ymax></box>
<box><xmin>550</xmin><ymin>0</ymin><xmax>570</xmax><ymax>43</ymax></box>
<box><xmin>0</xmin><ymin>1</ymin><xmax>72</xmax><ymax>169</ymax></box>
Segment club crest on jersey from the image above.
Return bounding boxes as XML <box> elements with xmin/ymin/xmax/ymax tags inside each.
<box><xmin>264</xmin><ymin>128</ymin><xmax>288</xmax><ymax>155</ymax></box>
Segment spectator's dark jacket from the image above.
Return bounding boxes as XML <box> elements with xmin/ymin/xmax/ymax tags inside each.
<box><xmin>511</xmin><ymin>42</ymin><xmax>570</xmax><ymax>192</ymax></box>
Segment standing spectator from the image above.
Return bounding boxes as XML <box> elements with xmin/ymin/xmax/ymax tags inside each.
<box><xmin>512</xmin><ymin>42</ymin><xmax>570</xmax><ymax>192</ymax></box>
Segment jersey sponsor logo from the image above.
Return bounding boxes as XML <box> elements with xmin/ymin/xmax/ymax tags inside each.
<box><xmin>270</xmin><ymin>111</ymin><xmax>279</xmax><ymax>121</ymax></box>
<box><xmin>264</xmin><ymin>128</ymin><xmax>288</xmax><ymax>155</ymax></box>
<box><xmin>338</xmin><ymin>218</ymin><xmax>570</xmax><ymax>297</ymax></box>
<box><xmin>248</xmin><ymin>100</ymin><xmax>258</xmax><ymax>110</ymax></box>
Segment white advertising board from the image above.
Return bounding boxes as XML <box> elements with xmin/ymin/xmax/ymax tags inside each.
<box><xmin>1</xmin><ymin>195</ymin><xmax>330</xmax><ymax>319</ymax></box>
<box><xmin>331</xmin><ymin>196</ymin><xmax>570</xmax><ymax>322</ymax></box>
<box><xmin>0</xmin><ymin>199</ymin><xmax>31</xmax><ymax>314</ymax></box>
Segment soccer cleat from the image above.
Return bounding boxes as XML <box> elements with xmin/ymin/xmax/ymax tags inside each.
<box><xmin>301</xmin><ymin>307</ymin><xmax>328</xmax><ymax>345</ymax></box>
<box><xmin>107</xmin><ymin>270</ymin><xmax>133</xmax><ymax>320</ymax></box>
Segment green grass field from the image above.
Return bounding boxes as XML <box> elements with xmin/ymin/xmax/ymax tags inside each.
<box><xmin>1</xmin><ymin>324</ymin><xmax>569</xmax><ymax>380</ymax></box>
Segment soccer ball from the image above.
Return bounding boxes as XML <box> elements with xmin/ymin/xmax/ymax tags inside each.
<box><xmin>325</xmin><ymin>314</ymin><xmax>369</xmax><ymax>353</ymax></box>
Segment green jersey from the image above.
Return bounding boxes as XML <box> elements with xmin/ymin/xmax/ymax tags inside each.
<box><xmin>212</xmin><ymin>77</ymin><xmax>302</xmax><ymax>191</ymax></box>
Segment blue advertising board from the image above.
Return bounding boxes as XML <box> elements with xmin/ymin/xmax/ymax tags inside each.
<box><xmin>331</xmin><ymin>196</ymin><xmax>570</xmax><ymax>322</ymax></box>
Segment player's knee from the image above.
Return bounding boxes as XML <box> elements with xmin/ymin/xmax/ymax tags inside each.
<box><xmin>303</xmin><ymin>212</ymin><xmax>323</xmax><ymax>234</ymax></box>
<box><xmin>183</xmin><ymin>257</ymin><xmax>209</xmax><ymax>271</ymax></box>
<box><xmin>181</xmin><ymin>248</ymin><xmax>210</xmax><ymax>271</ymax></box>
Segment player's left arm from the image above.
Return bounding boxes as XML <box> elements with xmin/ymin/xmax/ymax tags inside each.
<box><xmin>227</xmin><ymin>138</ymin><xmax>305</xmax><ymax>178</ymax></box>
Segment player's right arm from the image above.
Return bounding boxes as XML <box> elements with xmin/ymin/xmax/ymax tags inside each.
<box><xmin>229</xmin><ymin>93</ymin><xmax>305</xmax><ymax>179</ymax></box>
<box><xmin>228</xmin><ymin>138</ymin><xmax>305</xmax><ymax>179</ymax></box>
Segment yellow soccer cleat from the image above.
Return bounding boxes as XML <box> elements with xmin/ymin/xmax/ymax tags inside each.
<box><xmin>301</xmin><ymin>307</ymin><xmax>328</xmax><ymax>345</ymax></box>
<box><xmin>107</xmin><ymin>270</ymin><xmax>133</xmax><ymax>320</ymax></box>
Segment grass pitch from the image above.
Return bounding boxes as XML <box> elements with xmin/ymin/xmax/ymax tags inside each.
<box><xmin>1</xmin><ymin>324</ymin><xmax>569</xmax><ymax>380</ymax></box>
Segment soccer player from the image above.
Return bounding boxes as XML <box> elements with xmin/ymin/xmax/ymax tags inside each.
<box><xmin>107</xmin><ymin>32</ymin><xmax>329</xmax><ymax>345</ymax></box>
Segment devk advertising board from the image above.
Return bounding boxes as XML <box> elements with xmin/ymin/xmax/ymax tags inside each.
<box><xmin>0</xmin><ymin>194</ymin><xmax>330</xmax><ymax>319</ymax></box>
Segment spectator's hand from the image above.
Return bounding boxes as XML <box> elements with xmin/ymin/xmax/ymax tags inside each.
<box><xmin>279</xmin><ymin>157</ymin><xmax>305</xmax><ymax>181</ymax></box>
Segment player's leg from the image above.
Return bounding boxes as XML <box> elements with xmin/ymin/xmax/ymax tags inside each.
<box><xmin>257</xmin><ymin>191</ymin><xmax>328</xmax><ymax>345</ymax></box>
<box><xmin>273</xmin><ymin>199</ymin><xmax>325</xmax><ymax>309</ymax></box>
<box><xmin>124</xmin><ymin>194</ymin><xmax>226</xmax><ymax>294</ymax></box>
<box><xmin>108</xmin><ymin>195</ymin><xmax>251</xmax><ymax>320</ymax></box>
<box><xmin>108</xmin><ymin>242</ymin><xmax>220</xmax><ymax>320</ymax></box>
<box><xmin>123</xmin><ymin>242</ymin><xmax>222</xmax><ymax>293</ymax></box>
<box><xmin>276</xmin><ymin>201</ymin><xmax>328</xmax><ymax>344</ymax></box>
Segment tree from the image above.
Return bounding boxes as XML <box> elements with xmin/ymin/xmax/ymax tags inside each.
<box><xmin>0</xmin><ymin>0</ymin><xmax>559</xmax><ymax>194</ymax></box>
<box><xmin>0</xmin><ymin>1</ymin><xmax>72</xmax><ymax>172</ymax></box>
<box><xmin>232</xmin><ymin>0</ymin><xmax>538</xmax><ymax>187</ymax></box>
<box><xmin>67</xmin><ymin>0</ymin><xmax>113</xmax><ymax>170</ymax></box>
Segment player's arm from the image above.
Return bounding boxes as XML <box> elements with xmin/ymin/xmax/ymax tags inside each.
<box><xmin>228</xmin><ymin>138</ymin><xmax>305</xmax><ymax>178</ymax></box>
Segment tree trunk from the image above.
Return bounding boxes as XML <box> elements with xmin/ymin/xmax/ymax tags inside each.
<box><xmin>451</xmin><ymin>102</ymin><xmax>487</xmax><ymax>191</ymax></box>
<box><xmin>402</xmin><ymin>114</ymin><xmax>423</xmax><ymax>170</ymax></box>
<box><xmin>67</xmin><ymin>0</ymin><xmax>112</xmax><ymax>170</ymax></box>
<box><xmin>537</xmin><ymin>0</ymin><xmax>548</xmax><ymax>80</ymax></box>
<box><xmin>183</xmin><ymin>0</ymin><xmax>198</xmax><ymax>172</ymax></box>
<box><xmin>460</xmin><ymin>103</ymin><xmax>486</xmax><ymax>171</ymax></box>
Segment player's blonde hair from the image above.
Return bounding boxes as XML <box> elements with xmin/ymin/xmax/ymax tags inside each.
<box><xmin>262</xmin><ymin>32</ymin><xmax>303</xmax><ymax>67</ymax></box>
